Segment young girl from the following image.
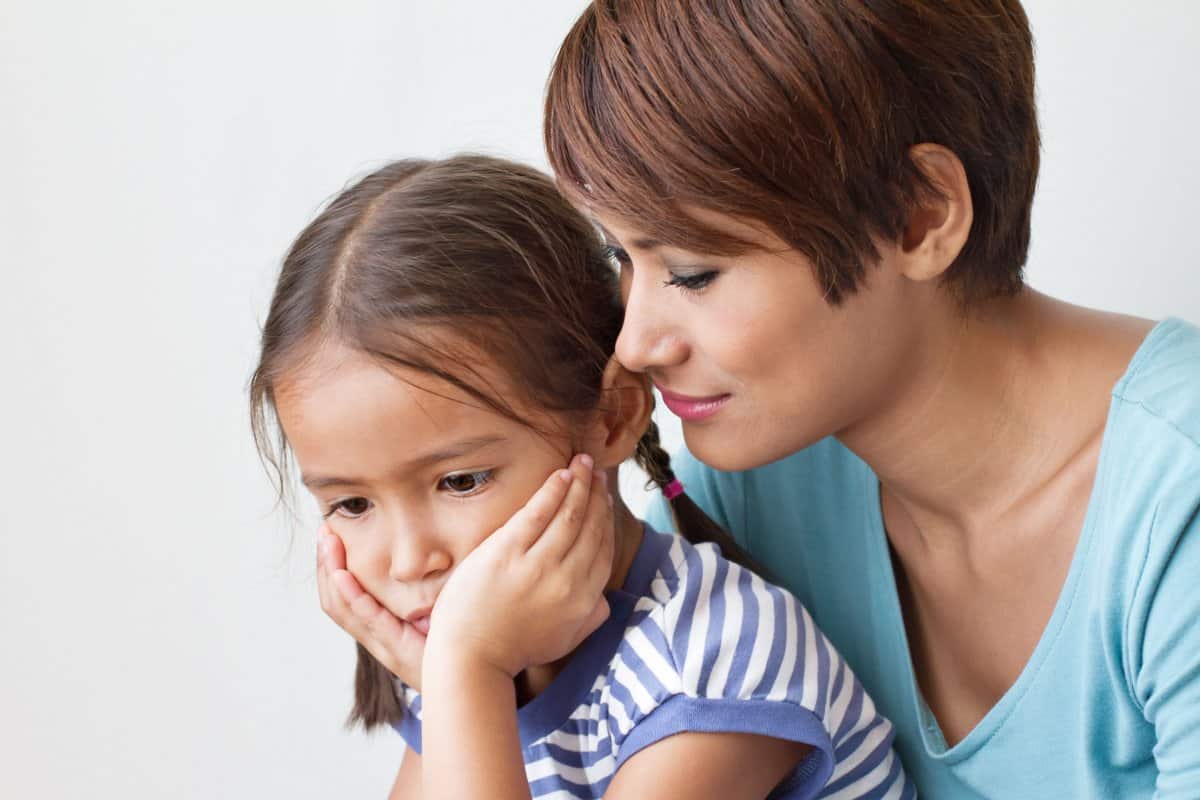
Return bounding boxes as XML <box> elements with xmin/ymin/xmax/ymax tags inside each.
<box><xmin>250</xmin><ymin>155</ymin><xmax>913</xmax><ymax>799</ymax></box>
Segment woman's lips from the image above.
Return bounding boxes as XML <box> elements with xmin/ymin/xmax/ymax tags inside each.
<box><xmin>656</xmin><ymin>386</ymin><xmax>731</xmax><ymax>422</ymax></box>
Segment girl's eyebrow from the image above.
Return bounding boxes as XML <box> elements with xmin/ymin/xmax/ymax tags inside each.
<box><xmin>301</xmin><ymin>434</ymin><xmax>506</xmax><ymax>490</ymax></box>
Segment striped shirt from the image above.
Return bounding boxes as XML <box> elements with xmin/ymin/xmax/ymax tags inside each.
<box><xmin>393</xmin><ymin>524</ymin><xmax>913</xmax><ymax>799</ymax></box>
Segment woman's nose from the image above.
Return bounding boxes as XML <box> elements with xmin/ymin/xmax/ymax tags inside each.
<box><xmin>615</xmin><ymin>275</ymin><xmax>689</xmax><ymax>373</ymax></box>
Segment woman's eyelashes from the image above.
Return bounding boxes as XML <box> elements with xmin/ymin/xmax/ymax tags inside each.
<box><xmin>602</xmin><ymin>244</ymin><xmax>631</xmax><ymax>268</ymax></box>
<box><xmin>603</xmin><ymin>242</ymin><xmax>718</xmax><ymax>293</ymax></box>
<box><xmin>438</xmin><ymin>469</ymin><xmax>495</xmax><ymax>497</ymax></box>
<box><xmin>664</xmin><ymin>269</ymin><xmax>718</xmax><ymax>293</ymax></box>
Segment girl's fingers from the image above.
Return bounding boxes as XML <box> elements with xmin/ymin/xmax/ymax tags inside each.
<box><xmin>582</xmin><ymin>493</ymin><xmax>617</xmax><ymax>598</ymax></box>
<box><xmin>498</xmin><ymin>464</ymin><xmax>576</xmax><ymax>551</ymax></box>
<box><xmin>319</xmin><ymin>556</ymin><xmax>366</xmax><ymax>637</ymax></box>
<box><xmin>561</xmin><ymin>470</ymin><xmax>614</xmax><ymax>576</ymax></box>
<box><xmin>316</xmin><ymin>525</ymin><xmax>418</xmax><ymax>679</ymax></box>
<box><xmin>317</xmin><ymin>528</ymin><xmax>345</xmax><ymax>618</ymax></box>
<box><xmin>332</xmin><ymin>568</ymin><xmax>413</xmax><ymax>675</ymax></box>
<box><xmin>528</xmin><ymin>454</ymin><xmax>596</xmax><ymax>561</ymax></box>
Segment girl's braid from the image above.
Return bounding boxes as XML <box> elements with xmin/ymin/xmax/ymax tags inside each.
<box><xmin>633</xmin><ymin>419</ymin><xmax>675</xmax><ymax>490</ymax></box>
<box><xmin>632</xmin><ymin>416</ymin><xmax>768</xmax><ymax>577</ymax></box>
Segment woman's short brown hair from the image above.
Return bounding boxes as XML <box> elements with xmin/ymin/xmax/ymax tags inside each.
<box><xmin>545</xmin><ymin>0</ymin><xmax>1040</xmax><ymax>304</ymax></box>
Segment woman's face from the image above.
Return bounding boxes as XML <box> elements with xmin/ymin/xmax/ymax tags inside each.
<box><xmin>274</xmin><ymin>343</ymin><xmax>575</xmax><ymax>687</ymax></box>
<box><xmin>596</xmin><ymin>209</ymin><xmax>924</xmax><ymax>471</ymax></box>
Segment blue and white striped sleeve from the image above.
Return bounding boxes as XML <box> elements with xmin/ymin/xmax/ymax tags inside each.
<box><xmin>616</xmin><ymin>538</ymin><xmax>913</xmax><ymax>799</ymax></box>
<box><xmin>390</xmin><ymin>682</ymin><xmax>424</xmax><ymax>753</ymax></box>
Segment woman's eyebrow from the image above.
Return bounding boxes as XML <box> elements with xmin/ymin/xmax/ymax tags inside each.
<box><xmin>301</xmin><ymin>434</ymin><xmax>506</xmax><ymax>490</ymax></box>
<box><xmin>596</xmin><ymin>222</ymin><xmax>661</xmax><ymax>252</ymax></box>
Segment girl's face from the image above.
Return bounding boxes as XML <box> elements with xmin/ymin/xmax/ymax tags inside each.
<box><xmin>596</xmin><ymin>208</ymin><xmax>927</xmax><ymax>472</ymax></box>
<box><xmin>274</xmin><ymin>343</ymin><xmax>577</xmax><ymax>688</ymax></box>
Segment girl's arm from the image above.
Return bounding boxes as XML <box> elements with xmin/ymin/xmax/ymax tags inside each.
<box><xmin>388</xmin><ymin>750</ymin><xmax>421</xmax><ymax>800</ymax></box>
<box><xmin>420</xmin><ymin>653</ymin><xmax>527</xmax><ymax>799</ymax></box>
<box><xmin>606</xmin><ymin>732</ymin><xmax>811</xmax><ymax>799</ymax></box>
<box><xmin>419</xmin><ymin>456</ymin><xmax>614</xmax><ymax>799</ymax></box>
<box><xmin>403</xmin><ymin>706</ymin><xmax>812</xmax><ymax>800</ymax></box>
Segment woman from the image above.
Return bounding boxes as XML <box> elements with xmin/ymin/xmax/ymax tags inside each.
<box><xmin>538</xmin><ymin>1</ymin><xmax>1200</xmax><ymax>798</ymax></box>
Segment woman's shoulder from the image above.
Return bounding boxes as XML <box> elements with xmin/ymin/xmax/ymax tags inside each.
<box><xmin>1088</xmin><ymin>319</ymin><xmax>1200</xmax><ymax>654</ymax></box>
<box><xmin>1097</xmin><ymin>317</ymin><xmax>1200</xmax><ymax>537</ymax></box>
<box><xmin>1110</xmin><ymin>316</ymin><xmax>1200</xmax><ymax>447</ymax></box>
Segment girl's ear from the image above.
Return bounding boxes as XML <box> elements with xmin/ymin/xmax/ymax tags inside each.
<box><xmin>587</xmin><ymin>358</ymin><xmax>654</xmax><ymax>469</ymax></box>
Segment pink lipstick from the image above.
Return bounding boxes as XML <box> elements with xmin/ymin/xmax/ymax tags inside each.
<box><xmin>656</xmin><ymin>386</ymin><xmax>731</xmax><ymax>422</ymax></box>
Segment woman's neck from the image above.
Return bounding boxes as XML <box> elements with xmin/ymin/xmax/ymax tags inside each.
<box><xmin>837</xmin><ymin>289</ymin><xmax>1151</xmax><ymax>549</ymax></box>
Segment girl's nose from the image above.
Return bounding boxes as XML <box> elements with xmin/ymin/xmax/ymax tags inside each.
<box><xmin>388</xmin><ymin>529</ymin><xmax>451</xmax><ymax>584</ymax></box>
<box><xmin>615</xmin><ymin>277</ymin><xmax>689</xmax><ymax>373</ymax></box>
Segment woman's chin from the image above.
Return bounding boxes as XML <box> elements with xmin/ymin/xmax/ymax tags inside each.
<box><xmin>683</xmin><ymin>427</ymin><xmax>760</xmax><ymax>471</ymax></box>
<box><xmin>682</xmin><ymin>421</ymin><xmax>819</xmax><ymax>473</ymax></box>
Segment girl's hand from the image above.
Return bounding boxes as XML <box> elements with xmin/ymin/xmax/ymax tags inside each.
<box><xmin>425</xmin><ymin>454</ymin><xmax>615</xmax><ymax>678</ymax></box>
<box><xmin>316</xmin><ymin>526</ymin><xmax>425</xmax><ymax>687</ymax></box>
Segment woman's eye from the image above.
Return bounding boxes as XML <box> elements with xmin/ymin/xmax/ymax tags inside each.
<box><xmin>665</xmin><ymin>270</ymin><xmax>718</xmax><ymax>292</ymax></box>
<box><xmin>438</xmin><ymin>470</ymin><xmax>494</xmax><ymax>497</ymax></box>
<box><xmin>325</xmin><ymin>497</ymin><xmax>371</xmax><ymax>519</ymax></box>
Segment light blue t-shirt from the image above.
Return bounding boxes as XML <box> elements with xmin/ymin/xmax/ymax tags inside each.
<box><xmin>647</xmin><ymin>317</ymin><xmax>1200</xmax><ymax>798</ymax></box>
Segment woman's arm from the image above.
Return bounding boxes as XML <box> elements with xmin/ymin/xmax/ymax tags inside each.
<box><xmin>1137</xmin><ymin>503</ymin><xmax>1200</xmax><ymax>798</ymax></box>
<box><xmin>606</xmin><ymin>732</ymin><xmax>811</xmax><ymax>799</ymax></box>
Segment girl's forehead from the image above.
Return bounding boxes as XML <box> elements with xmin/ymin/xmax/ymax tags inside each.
<box><xmin>275</xmin><ymin>341</ymin><xmax>572</xmax><ymax>452</ymax></box>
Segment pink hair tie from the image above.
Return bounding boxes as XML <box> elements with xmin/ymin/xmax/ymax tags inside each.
<box><xmin>663</xmin><ymin>479</ymin><xmax>685</xmax><ymax>500</ymax></box>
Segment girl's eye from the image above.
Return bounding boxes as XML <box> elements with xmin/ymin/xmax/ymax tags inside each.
<box><xmin>438</xmin><ymin>470</ymin><xmax>494</xmax><ymax>497</ymax></box>
<box><xmin>665</xmin><ymin>270</ymin><xmax>718</xmax><ymax>292</ymax></box>
<box><xmin>602</xmin><ymin>244</ymin><xmax>631</xmax><ymax>268</ymax></box>
<box><xmin>324</xmin><ymin>497</ymin><xmax>371</xmax><ymax>519</ymax></box>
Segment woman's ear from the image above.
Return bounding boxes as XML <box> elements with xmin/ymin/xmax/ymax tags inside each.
<box><xmin>585</xmin><ymin>358</ymin><xmax>654</xmax><ymax>469</ymax></box>
<box><xmin>893</xmin><ymin>143</ymin><xmax>974</xmax><ymax>283</ymax></box>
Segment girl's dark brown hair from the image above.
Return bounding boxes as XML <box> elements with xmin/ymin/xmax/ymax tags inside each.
<box><xmin>249</xmin><ymin>154</ymin><xmax>756</xmax><ymax>730</ymax></box>
<box><xmin>544</xmin><ymin>0</ymin><xmax>1040</xmax><ymax>305</ymax></box>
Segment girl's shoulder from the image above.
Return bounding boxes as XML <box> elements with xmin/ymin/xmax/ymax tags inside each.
<box><xmin>620</xmin><ymin>527</ymin><xmax>869</xmax><ymax>710</ymax></box>
<box><xmin>607</xmin><ymin>526</ymin><xmax>907</xmax><ymax>796</ymax></box>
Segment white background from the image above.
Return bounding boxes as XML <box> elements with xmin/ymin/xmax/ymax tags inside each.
<box><xmin>2</xmin><ymin>2</ymin><xmax>1198</xmax><ymax>798</ymax></box>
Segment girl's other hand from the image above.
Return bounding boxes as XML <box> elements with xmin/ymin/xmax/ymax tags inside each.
<box><xmin>426</xmin><ymin>453</ymin><xmax>615</xmax><ymax>678</ymax></box>
<box><xmin>317</xmin><ymin>526</ymin><xmax>425</xmax><ymax>688</ymax></box>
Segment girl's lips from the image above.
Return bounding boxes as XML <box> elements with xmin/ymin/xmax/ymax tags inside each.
<box><xmin>656</xmin><ymin>387</ymin><xmax>731</xmax><ymax>422</ymax></box>
<box><xmin>405</xmin><ymin>612</ymin><xmax>432</xmax><ymax>637</ymax></box>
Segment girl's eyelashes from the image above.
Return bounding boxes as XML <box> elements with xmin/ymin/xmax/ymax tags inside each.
<box><xmin>664</xmin><ymin>269</ymin><xmax>719</xmax><ymax>293</ymax></box>
<box><xmin>323</xmin><ymin>496</ymin><xmax>372</xmax><ymax>519</ymax></box>
<box><xmin>318</xmin><ymin>470</ymin><xmax>495</xmax><ymax>517</ymax></box>
<box><xmin>438</xmin><ymin>469</ymin><xmax>495</xmax><ymax>497</ymax></box>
